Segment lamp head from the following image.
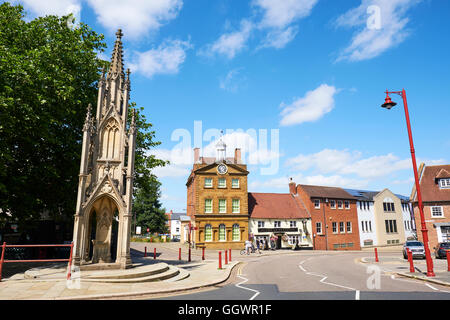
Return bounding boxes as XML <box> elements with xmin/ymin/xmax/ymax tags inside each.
<box><xmin>381</xmin><ymin>91</ymin><xmax>397</xmax><ymax>109</ymax></box>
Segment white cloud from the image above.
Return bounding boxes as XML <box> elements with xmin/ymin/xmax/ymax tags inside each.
<box><xmin>202</xmin><ymin>131</ymin><xmax>280</xmax><ymax>166</ymax></box>
<box><xmin>199</xmin><ymin>19</ymin><xmax>253</xmax><ymax>59</ymax></box>
<box><xmin>287</xmin><ymin>149</ymin><xmax>361</xmax><ymax>173</ymax></box>
<box><xmin>14</xmin><ymin>0</ymin><xmax>81</xmax><ymax>19</ymax></box>
<box><xmin>129</xmin><ymin>39</ymin><xmax>192</xmax><ymax>78</ymax></box>
<box><xmin>147</xmin><ymin>147</ymin><xmax>192</xmax><ymax>178</ymax></box>
<box><xmin>249</xmin><ymin>173</ymin><xmax>369</xmax><ymax>190</ymax></box>
<box><xmin>279</xmin><ymin>84</ymin><xmax>338</xmax><ymax>126</ymax></box>
<box><xmin>258</xmin><ymin>26</ymin><xmax>298</xmax><ymax>49</ymax></box>
<box><xmin>86</xmin><ymin>0</ymin><xmax>183</xmax><ymax>38</ymax></box>
<box><xmin>253</xmin><ymin>0</ymin><xmax>318</xmax><ymax>29</ymax></box>
<box><xmin>219</xmin><ymin>68</ymin><xmax>247</xmax><ymax>93</ymax></box>
<box><xmin>285</xmin><ymin>149</ymin><xmax>446</xmax><ymax>180</ymax></box>
<box><xmin>335</xmin><ymin>0</ymin><xmax>422</xmax><ymax>61</ymax></box>
<box><xmin>252</xmin><ymin>0</ymin><xmax>317</xmax><ymax>49</ymax></box>
<box><xmin>200</xmin><ymin>0</ymin><xmax>318</xmax><ymax>58</ymax></box>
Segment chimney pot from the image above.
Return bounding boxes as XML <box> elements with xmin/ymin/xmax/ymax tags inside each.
<box><xmin>234</xmin><ymin>148</ymin><xmax>241</xmax><ymax>164</ymax></box>
<box><xmin>194</xmin><ymin>148</ymin><xmax>200</xmax><ymax>163</ymax></box>
<box><xmin>289</xmin><ymin>178</ymin><xmax>296</xmax><ymax>195</ymax></box>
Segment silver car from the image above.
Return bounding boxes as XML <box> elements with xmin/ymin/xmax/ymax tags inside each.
<box><xmin>403</xmin><ymin>241</ymin><xmax>425</xmax><ymax>259</ymax></box>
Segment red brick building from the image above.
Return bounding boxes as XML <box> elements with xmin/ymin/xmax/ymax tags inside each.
<box><xmin>290</xmin><ymin>180</ymin><xmax>361</xmax><ymax>251</ymax></box>
<box><xmin>410</xmin><ymin>164</ymin><xmax>450</xmax><ymax>249</ymax></box>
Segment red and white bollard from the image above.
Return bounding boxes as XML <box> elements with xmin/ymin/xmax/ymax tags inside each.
<box><xmin>144</xmin><ymin>246</ymin><xmax>147</xmax><ymax>257</ymax></box>
<box><xmin>154</xmin><ymin>248</ymin><xmax>156</xmax><ymax>260</ymax></box>
<box><xmin>179</xmin><ymin>248</ymin><xmax>181</xmax><ymax>261</ymax></box>
<box><xmin>374</xmin><ymin>247</ymin><xmax>379</xmax><ymax>262</ymax></box>
<box><xmin>447</xmin><ymin>250</ymin><xmax>450</xmax><ymax>272</ymax></box>
<box><xmin>188</xmin><ymin>247</ymin><xmax>191</xmax><ymax>262</ymax></box>
<box><xmin>225</xmin><ymin>249</ymin><xmax>228</xmax><ymax>265</ymax></box>
<box><xmin>218</xmin><ymin>251</ymin><xmax>222</xmax><ymax>269</ymax></box>
<box><xmin>229</xmin><ymin>249</ymin><xmax>232</xmax><ymax>262</ymax></box>
<box><xmin>202</xmin><ymin>247</ymin><xmax>205</xmax><ymax>261</ymax></box>
<box><xmin>407</xmin><ymin>249</ymin><xmax>415</xmax><ymax>273</ymax></box>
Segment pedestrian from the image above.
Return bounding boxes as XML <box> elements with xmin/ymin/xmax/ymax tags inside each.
<box><xmin>256</xmin><ymin>239</ymin><xmax>261</xmax><ymax>254</ymax></box>
<box><xmin>245</xmin><ymin>239</ymin><xmax>252</xmax><ymax>255</ymax></box>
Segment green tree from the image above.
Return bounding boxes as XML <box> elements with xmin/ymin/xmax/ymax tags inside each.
<box><xmin>0</xmin><ymin>3</ymin><xmax>106</xmax><ymax>226</ymax></box>
<box><xmin>0</xmin><ymin>3</ymin><xmax>168</xmax><ymax>234</ymax></box>
<box><xmin>128</xmin><ymin>105</ymin><xmax>169</xmax><ymax>234</ymax></box>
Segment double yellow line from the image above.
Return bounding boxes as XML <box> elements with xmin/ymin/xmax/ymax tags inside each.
<box><xmin>237</xmin><ymin>262</ymin><xmax>247</xmax><ymax>276</ymax></box>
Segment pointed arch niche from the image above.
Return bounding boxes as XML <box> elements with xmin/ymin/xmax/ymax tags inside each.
<box><xmin>100</xmin><ymin>118</ymin><xmax>121</xmax><ymax>160</ymax></box>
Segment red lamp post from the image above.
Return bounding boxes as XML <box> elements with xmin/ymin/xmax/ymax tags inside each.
<box><xmin>381</xmin><ymin>89</ymin><xmax>435</xmax><ymax>277</ymax></box>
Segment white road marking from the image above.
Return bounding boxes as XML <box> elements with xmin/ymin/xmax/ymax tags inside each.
<box><xmin>355</xmin><ymin>290</ymin><xmax>360</xmax><ymax>300</ymax></box>
<box><xmin>298</xmin><ymin>260</ymin><xmax>358</xmax><ymax>296</ymax></box>
<box><xmin>235</xmin><ymin>275</ymin><xmax>260</xmax><ymax>300</ymax></box>
<box><xmin>425</xmin><ymin>284</ymin><xmax>439</xmax><ymax>291</ymax></box>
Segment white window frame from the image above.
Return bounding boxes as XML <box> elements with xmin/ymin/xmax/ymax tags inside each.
<box><xmin>274</xmin><ymin>221</ymin><xmax>281</xmax><ymax>228</ymax></box>
<box><xmin>344</xmin><ymin>201</ymin><xmax>350</xmax><ymax>209</ymax></box>
<box><xmin>316</xmin><ymin>222</ymin><xmax>322</xmax><ymax>235</ymax></box>
<box><xmin>258</xmin><ymin>221</ymin><xmax>265</xmax><ymax>228</ymax></box>
<box><xmin>346</xmin><ymin>222</ymin><xmax>352</xmax><ymax>233</ymax></box>
<box><xmin>218</xmin><ymin>224</ymin><xmax>226</xmax><ymax>241</ymax></box>
<box><xmin>218</xmin><ymin>178</ymin><xmax>226</xmax><ymax>188</ymax></box>
<box><xmin>337</xmin><ymin>200</ymin><xmax>343</xmax><ymax>209</ymax></box>
<box><xmin>218</xmin><ymin>199</ymin><xmax>227</xmax><ymax>213</ymax></box>
<box><xmin>232</xmin><ymin>224</ymin><xmax>240</xmax><ymax>241</ymax></box>
<box><xmin>330</xmin><ymin>200</ymin><xmax>336</xmax><ymax>209</ymax></box>
<box><xmin>204</xmin><ymin>199</ymin><xmax>213</xmax><ymax>213</ymax></box>
<box><xmin>332</xmin><ymin>222</ymin><xmax>337</xmax><ymax>234</ymax></box>
<box><xmin>339</xmin><ymin>222</ymin><xmax>345</xmax><ymax>233</ymax></box>
<box><xmin>431</xmin><ymin>206</ymin><xmax>444</xmax><ymax>218</ymax></box>
<box><xmin>439</xmin><ymin>178</ymin><xmax>450</xmax><ymax>189</ymax></box>
<box><xmin>232</xmin><ymin>199</ymin><xmax>240</xmax><ymax>213</ymax></box>
<box><xmin>290</xmin><ymin>221</ymin><xmax>297</xmax><ymax>228</ymax></box>
<box><xmin>204</xmin><ymin>178</ymin><xmax>213</xmax><ymax>188</ymax></box>
<box><xmin>231</xmin><ymin>178</ymin><xmax>240</xmax><ymax>188</ymax></box>
<box><xmin>205</xmin><ymin>224</ymin><xmax>212</xmax><ymax>242</ymax></box>
<box><xmin>314</xmin><ymin>199</ymin><xmax>320</xmax><ymax>209</ymax></box>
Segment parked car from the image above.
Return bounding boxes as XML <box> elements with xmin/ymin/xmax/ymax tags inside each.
<box><xmin>434</xmin><ymin>242</ymin><xmax>450</xmax><ymax>259</ymax></box>
<box><xmin>403</xmin><ymin>241</ymin><xmax>425</xmax><ymax>259</ymax></box>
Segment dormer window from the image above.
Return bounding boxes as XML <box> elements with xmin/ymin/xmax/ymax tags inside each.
<box><xmin>439</xmin><ymin>178</ymin><xmax>450</xmax><ymax>189</ymax></box>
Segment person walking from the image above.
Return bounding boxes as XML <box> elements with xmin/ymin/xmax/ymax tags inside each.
<box><xmin>245</xmin><ymin>239</ymin><xmax>252</xmax><ymax>255</ymax></box>
<box><xmin>256</xmin><ymin>239</ymin><xmax>261</xmax><ymax>254</ymax></box>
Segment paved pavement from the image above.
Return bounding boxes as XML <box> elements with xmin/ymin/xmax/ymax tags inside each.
<box><xmin>0</xmin><ymin>242</ymin><xmax>448</xmax><ymax>300</ymax></box>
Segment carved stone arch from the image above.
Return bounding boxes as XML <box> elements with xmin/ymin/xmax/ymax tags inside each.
<box><xmin>84</xmin><ymin>193</ymin><xmax>122</xmax><ymax>263</ymax></box>
<box><xmin>99</xmin><ymin>117</ymin><xmax>121</xmax><ymax>160</ymax></box>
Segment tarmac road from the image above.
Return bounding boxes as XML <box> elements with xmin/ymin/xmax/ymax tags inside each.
<box><xmin>158</xmin><ymin>251</ymin><xmax>450</xmax><ymax>300</ymax></box>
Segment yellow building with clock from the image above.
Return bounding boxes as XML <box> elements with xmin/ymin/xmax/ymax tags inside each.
<box><xmin>186</xmin><ymin>138</ymin><xmax>249</xmax><ymax>249</ymax></box>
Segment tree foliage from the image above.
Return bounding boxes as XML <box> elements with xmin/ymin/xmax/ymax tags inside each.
<box><xmin>0</xmin><ymin>3</ymin><xmax>107</xmax><ymax>225</ymax></box>
<box><xmin>0</xmin><ymin>3</ymin><xmax>168</xmax><ymax>232</ymax></box>
<box><xmin>128</xmin><ymin>105</ymin><xmax>169</xmax><ymax>234</ymax></box>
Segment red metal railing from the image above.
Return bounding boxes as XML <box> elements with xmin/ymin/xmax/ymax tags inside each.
<box><xmin>0</xmin><ymin>242</ymin><xmax>74</xmax><ymax>282</ymax></box>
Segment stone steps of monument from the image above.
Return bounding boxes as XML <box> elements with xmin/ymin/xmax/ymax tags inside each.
<box><xmin>165</xmin><ymin>267</ymin><xmax>190</xmax><ymax>282</ymax></box>
<box><xmin>19</xmin><ymin>262</ymin><xmax>189</xmax><ymax>283</ymax></box>
<box><xmin>83</xmin><ymin>263</ymin><xmax>169</xmax><ymax>280</ymax></box>
<box><xmin>80</xmin><ymin>265</ymin><xmax>181</xmax><ymax>283</ymax></box>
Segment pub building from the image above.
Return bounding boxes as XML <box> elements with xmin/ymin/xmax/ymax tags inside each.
<box><xmin>248</xmin><ymin>192</ymin><xmax>313</xmax><ymax>250</ymax></box>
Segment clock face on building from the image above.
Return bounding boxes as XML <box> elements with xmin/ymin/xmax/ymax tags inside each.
<box><xmin>217</xmin><ymin>164</ymin><xmax>228</xmax><ymax>175</ymax></box>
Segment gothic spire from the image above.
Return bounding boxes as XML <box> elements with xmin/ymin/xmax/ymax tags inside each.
<box><xmin>109</xmin><ymin>29</ymin><xmax>124</xmax><ymax>78</ymax></box>
<box><xmin>83</xmin><ymin>104</ymin><xmax>92</xmax><ymax>132</ymax></box>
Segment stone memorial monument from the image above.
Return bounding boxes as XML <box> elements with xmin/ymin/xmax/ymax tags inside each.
<box><xmin>71</xmin><ymin>29</ymin><xmax>136</xmax><ymax>269</ymax></box>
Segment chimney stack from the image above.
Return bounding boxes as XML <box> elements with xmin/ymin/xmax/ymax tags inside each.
<box><xmin>234</xmin><ymin>148</ymin><xmax>241</xmax><ymax>164</ymax></box>
<box><xmin>194</xmin><ymin>148</ymin><xmax>200</xmax><ymax>164</ymax></box>
<box><xmin>289</xmin><ymin>177</ymin><xmax>297</xmax><ymax>195</ymax></box>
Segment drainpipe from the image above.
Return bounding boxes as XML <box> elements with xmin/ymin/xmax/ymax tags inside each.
<box><xmin>322</xmin><ymin>198</ymin><xmax>328</xmax><ymax>251</ymax></box>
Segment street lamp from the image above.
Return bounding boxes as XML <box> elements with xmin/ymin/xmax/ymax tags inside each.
<box><xmin>381</xmin><ymin>88</ymin><xmax>435</xmax><ymax>277</ymax></box>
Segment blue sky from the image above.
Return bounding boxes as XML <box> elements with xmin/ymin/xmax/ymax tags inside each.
<box><xmin>9</xmin><ymin>0</ymin><xmax>450</xmax><ymax>213</ymax></box>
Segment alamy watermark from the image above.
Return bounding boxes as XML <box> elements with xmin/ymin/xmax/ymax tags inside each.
<box><xmin>366</xmin><ymin>265</ymin><xmax>381</xmax><ymax>289</ymax></box>
<box><xmin>367</xmin><ymin>5</ymin><xmax>382</xmax><ymax>30</ymax></box>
